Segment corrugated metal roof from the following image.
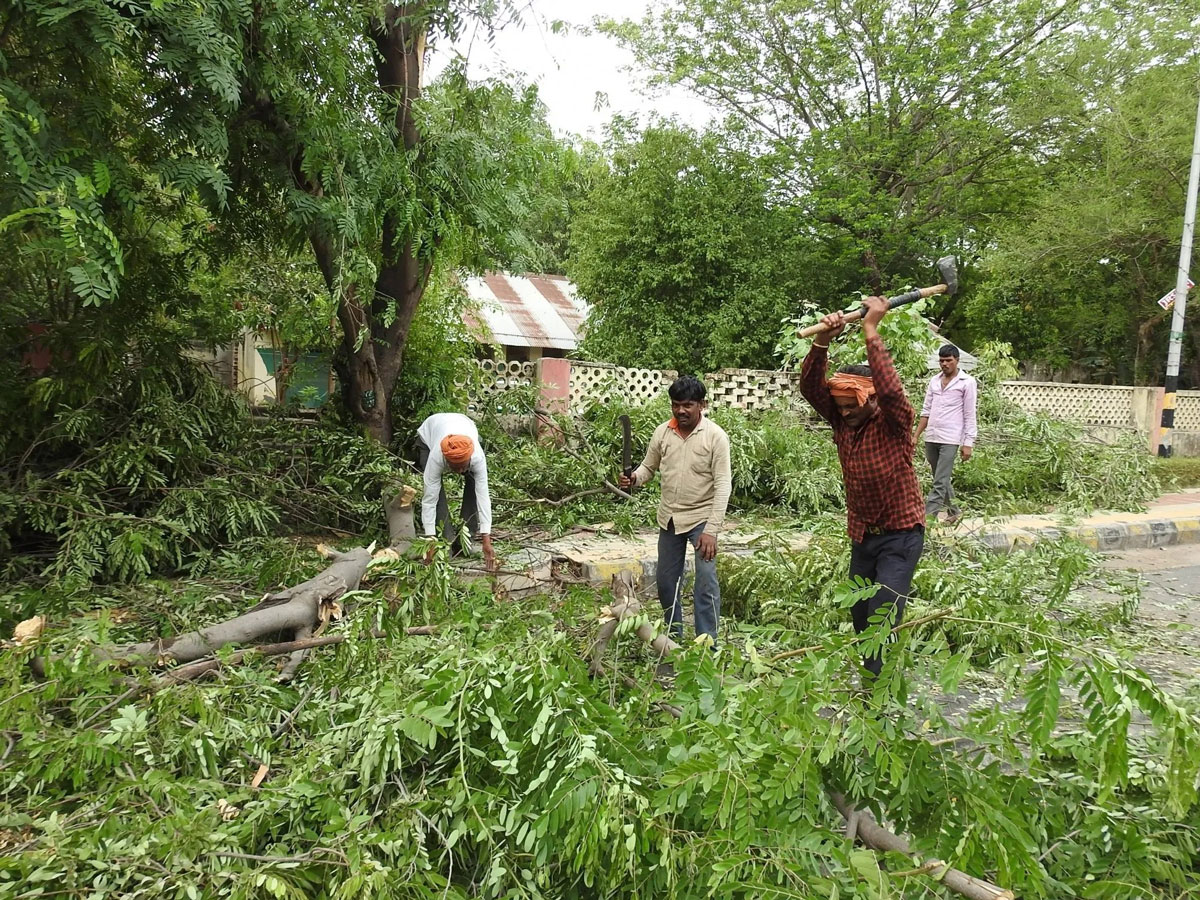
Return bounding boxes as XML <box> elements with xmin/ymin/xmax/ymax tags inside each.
<box><xmin>461</xmin><ymin>272</ymin><xmax>589</xmax><ymax>350</ymax></box>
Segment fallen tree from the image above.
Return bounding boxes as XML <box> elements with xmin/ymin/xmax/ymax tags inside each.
<box><xmin>99</xmin><ymin>546</ymin><xmax>371</xmax><ymax>668</ymax></box>
<box><xmin>31</xmin><ymin>489</ymin><xmax>423</xmax><ymax>680</ymax></box>
<box><xmin>588</xmin><ymin>574</ymin><xmax>1016</xmax><ymax>900</ymax></box>
<box><xmin>5</xmin><ymin>513</ymin><xmax>1199</xmax><ymax>898</ymax></box>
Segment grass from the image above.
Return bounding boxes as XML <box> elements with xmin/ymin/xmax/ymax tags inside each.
<box><xmin>1152</xmin><ymin>455</ymin><xmax>1200</xmax><ymax>489</ymax></box>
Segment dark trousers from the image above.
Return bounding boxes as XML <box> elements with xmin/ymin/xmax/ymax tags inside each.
<box><xmin>849</xmin><ymin>526</ymin><xmax>924</xmax><ymax>676</ymax></box>
<box><xmin>415</xmin><ymin>437</ymin><xmax>478</xmax><ymax>555</ymax></box>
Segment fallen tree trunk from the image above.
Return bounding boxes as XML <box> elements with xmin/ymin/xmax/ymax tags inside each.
<box><xmin>385</xmin><ymin>484</ymin><xmax>418</xmax><ymax>551</ymax></box>
<box><xmin>96</xmin><ymin>547</ymin><xmax>371</xmax><ymax>668</ymax></box>
<box><xmin>29</xmin><ymin>547</ymin><xmax>373</xmax><ymax>680</ymax></box>
<box><xmin>588</xmin><ymin>572</ymin><xmax>679</xmax><ymax>675</ymax></box>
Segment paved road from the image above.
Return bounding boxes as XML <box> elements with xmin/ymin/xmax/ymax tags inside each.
<box><xmin>1099</xmin><ymin>544</ymin><xmax>1200</xmax><ymax>696</ymax></box>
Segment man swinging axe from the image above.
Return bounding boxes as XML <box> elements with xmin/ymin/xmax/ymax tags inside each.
<box><xmin>796</xmin><ymin>260</ymin><xmax>956</xmax><ymax>678</ymax></box>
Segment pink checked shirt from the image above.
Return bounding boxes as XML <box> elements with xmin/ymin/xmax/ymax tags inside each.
<box><xmin>919</xmin><ymin>372</ymin><xmax>978</xmax><ymax>447</ymax></box>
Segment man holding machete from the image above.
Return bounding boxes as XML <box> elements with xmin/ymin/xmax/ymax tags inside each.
<box><xmin>618</xmin><ymin>376</ymin><xmax>732</xmax><ymax>649</ymax></box>
<box><xmin>799</xmin><ymin>296</ymin><xmax>925</xmax><ymax>679</ymax></box>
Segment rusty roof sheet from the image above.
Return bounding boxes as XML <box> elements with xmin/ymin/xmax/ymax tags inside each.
<box><xmin>461</xmin><ymin>272</ymin><xmax>588</xmax><ymax>350</ymax></box>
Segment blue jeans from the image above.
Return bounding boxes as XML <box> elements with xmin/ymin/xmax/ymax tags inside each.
<box><xmin>656</xmin><ymin>519</ymin><xmax>720</xmax><ymax>644</ymax></box>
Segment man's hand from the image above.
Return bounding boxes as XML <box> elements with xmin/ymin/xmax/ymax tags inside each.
<box><xmin>618</xmin><ymin>471</ymin><xmax>636</xmax><ymax>491</ymax></box>
<box><xmin>861</xmin><ymin>295</ymin><xmax>889</xmax><ymax>327</ymax></box>
<box><xmin>696</xmin><ymin>532</ymin><xmax>717</xmax><ymax>562</ymax></box>
<box><xmin>814</xmin><ymin>311</ymin><xmax>847</xmax><ymax>343</ymax></box>
<box><xmin>961</xmin><ymin>445</ymin><xmax>973</xmax><ymax>461</ymax></box>
<box><xmin>423</xmin><ymin>540</ymin><xmax>437</xmax><ymax>565</ymax></box>
<box><xmin>480</xmin><ymin>534</ymin><xmax>496</xmax><ymax>572</ymax></box>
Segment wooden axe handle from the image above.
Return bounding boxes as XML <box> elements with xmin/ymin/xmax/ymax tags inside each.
<box><xmin>797</xmin><ymin>284</ymin><xmax>950</xmax><ymax>338</ymax></box>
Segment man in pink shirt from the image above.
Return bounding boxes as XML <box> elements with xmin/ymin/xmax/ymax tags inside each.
<box><xmin>914</xmin><ymin>344</ymin><xmax>977</xmax><ymax>523</ymax></box>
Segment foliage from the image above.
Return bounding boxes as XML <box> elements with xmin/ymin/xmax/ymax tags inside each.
<box><xmin>0</xmin><ymin>342</ymin><xmax>398</xmax><ymax>584</ymax></box>
<box><xmin>1152</xmin><ymin>456</ymin><xmax>1200</xmax><ymax>489</ymax></box>
<box><xmin>1</xmin><ymin>0</ymin><xmax>568</xmax><ymax>445</ymax></box>
<box><xmin>722</xmin><ymin>533</ymin><xmax>1138</xmax><ymax>662</ymax></box>
<box><xmin>230</xmin><ymin>10</ymin><xmax>561</xmax><ymax>442</ymax></box>
<box><xmin>597</xmin><ymin>0</ymin><xmax>1200</xmax><ymax>383</ymax></box>
<box><xmin>1</xmin><ymin>539</ymin><xmax>1197</xmax><ymax>899</ymax></box>
<box><xmin>0</xmin><ymin>0</ymin><xmax>245</xmax><ymax>311</ymax></box>
<box><xmin>504</xmin><ymin>138</ymin><xmax>607</xmax><ymax>276</ymax></box>
<box><xmin>570</xmin><ymin>124</ymin><xmax>848</xmax><ymax>372</ymax></box>
<box><xmin>776</xmin><ymin>299</ymin><xmax>939</xmax><ymax>383</ymax></box>
<box><xmin>191</xmin><ymin>251</ymin><xmax>336</xmax><ymax>404</ymax></box>
<box><xmin>961</xmin><ymin>61</ymin><xmax>1200</xmax><ymax>385</ymax></box>
<box><xmin>599</xmin><ymin>0</ymin><xmax>1076</xmax><ymax>295</ymax></box>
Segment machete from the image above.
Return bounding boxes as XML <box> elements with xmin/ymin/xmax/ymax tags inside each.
<box><xmin>619</xmin><ymin>414</ymin><xmax>634</xmax><ymax>489</ymax></box>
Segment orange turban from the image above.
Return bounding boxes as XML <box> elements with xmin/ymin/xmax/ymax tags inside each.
<box><xmin>440</xmin><ymin>434</ymin><xmax>475</xmax><ymax>465</ymax></box>
<box><xmin>827</xmin><ymin>373</ymin><xmax>876</xmax><ymax>407</ymax></box>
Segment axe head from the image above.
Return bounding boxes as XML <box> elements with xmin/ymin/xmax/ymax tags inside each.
<box><xmin>937</xmin><ymin>256</ymin><xmax>958</xmax><ymax>296</ymax></box>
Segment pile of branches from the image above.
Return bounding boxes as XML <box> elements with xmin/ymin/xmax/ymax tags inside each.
<box><xmin>2</xmin><ymin>535</ymin><xmax>1198</xmax><ymax>899</ymax></box>
<box><xmin>0</xmin><ymin>346</ymin><xmax>403</xmax><ymax>583</ymax></box>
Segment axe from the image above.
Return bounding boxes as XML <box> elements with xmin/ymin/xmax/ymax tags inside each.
<box><xmin>797</xmin><ymin>256</ymin><xmax>958</xmax><ymax>338</ymax></box>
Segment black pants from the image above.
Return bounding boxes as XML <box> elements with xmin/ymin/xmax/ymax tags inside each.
<box><xmin>849</xmin><ymin>526</ymin><xmax>924</xmax><ymax>676</ymax></box>
<box><xmin>415</xmin><ymin>437</ymin><xmax>479</xmax><ymax>555</ymax></box>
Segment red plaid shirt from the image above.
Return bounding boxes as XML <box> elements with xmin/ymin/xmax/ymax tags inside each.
<box><xmin>801</xmin><ymin>335</ymin><xmax>925</xmax><ymax>543</ymax></box>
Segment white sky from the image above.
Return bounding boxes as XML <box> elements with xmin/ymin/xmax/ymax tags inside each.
<box><xmin>429</xmin><ymin>0</ymin><xmax>715</xmax><ymax>139</ymax></box>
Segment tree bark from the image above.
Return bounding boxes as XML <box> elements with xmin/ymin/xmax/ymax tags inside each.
<box><xmin>95</xmin><ymin>548</ymin><xmax>371</xmax><ymax>667</ymax></box>
<box><xmin>385</xmin><ymin>484</ymin><xmax>418</xmax><ymax>550</ymax></box>
<box><xmin>587</xmin><ymin>572</ymin><xmax>680</xmax><ymax>674</ymax></box>
<box><xmin>828</xmin><ymin>792</ymin><xmax>1015</xmax><ymax>900</ymax></box>
<box><xmin>238</xmin><ymin>5</ymin><xmax>434</xmax><ymax>446</ymax></box>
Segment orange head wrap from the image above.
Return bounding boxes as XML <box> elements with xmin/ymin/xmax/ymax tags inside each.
<box><xmin>827</xmin><ymin>373</ymin><xmax>876</xmax><ymax>407</ymax></box>
<box><xmin>440</xmin><ymin>434</ymin><xmax>475</xmax><ymax>466</ymax></box>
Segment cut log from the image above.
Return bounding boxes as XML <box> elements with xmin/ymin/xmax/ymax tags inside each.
<box><xmin>385</xmin><ymin>485</ymin><xmax>418</xmax><ymax>550</ymax></box>
<box><xmin>94</xmin><ymin>547</ymin><xmax>371</xmax><ymax>668</ymax></box>
<box><xmin>588</xmin><ymin>572</ymin><xmax>679</xmax><ymax>676</ymax></box>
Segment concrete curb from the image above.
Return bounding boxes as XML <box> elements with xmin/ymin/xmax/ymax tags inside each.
<box><xmin>971</xmin><ymin>513</ymin><xmax>1200</xmax><ymax>555</ymax></box>
<box><xmin>560</xmin><ymin>506</ymin><xmax>1200</xmax><ymax>586</ymax></box>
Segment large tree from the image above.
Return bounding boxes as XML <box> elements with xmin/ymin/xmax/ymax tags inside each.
<box><xmin>602</xmin><ymin>0</ymin><xmax>1190</xmax><ymax>312</ymax></box>
<box><xmin>227</xmin><ymin>2</ymin><xmax>554</xmax><ymax>444</ymax></box>
<box><xmin>1</xmin><ymin>1</ymin><xmax>555</xmax><ymax>446</ymax></box>
<box><xmin>570</xmin><ymin>125</ymin><xmax>855</xmax><ymax>372</ymax></box>
<box><xmin>960</xmin><ymin>62</ymin><xmax>1200</xmax><ymax>385</ymax></box>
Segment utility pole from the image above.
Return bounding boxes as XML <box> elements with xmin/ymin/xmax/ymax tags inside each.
<box><xmin>1159</xmin><ymin>81</ymin><xmax>1200</xmax><ymax>457</ymax></box>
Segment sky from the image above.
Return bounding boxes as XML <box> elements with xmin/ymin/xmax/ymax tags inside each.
<box><xmin>428</xmin><ymin>0</ymin><xmax>715</xmax><ymax>139</ymax></box>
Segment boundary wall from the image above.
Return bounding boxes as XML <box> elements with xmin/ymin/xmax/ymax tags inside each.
<box><xmin>463</xmin><ymin>359</ymin><xmax>1200</xmax><ymax>456</ymax></box>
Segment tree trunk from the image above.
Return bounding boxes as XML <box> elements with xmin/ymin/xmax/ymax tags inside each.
<box><xmin>248</xmin><ymin>6</ymin><xmax>432</xmax><ymax>447</ymax></box>
<box><xmin>95</xmin><ymin>547</ymin><xmax>371</xmax><ymax>667</ymax></box>
<box><xmin>588</xmin><ymin>572</ymin><xmax>679</xmax><ymax>676</ymax></box>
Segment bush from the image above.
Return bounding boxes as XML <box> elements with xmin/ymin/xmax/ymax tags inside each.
<box><xmin>0</xmin><ymin>340</ymin><xmax>400</xmax><ymax>584</ymax></box>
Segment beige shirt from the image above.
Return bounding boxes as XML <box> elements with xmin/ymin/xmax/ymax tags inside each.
<box><xmin>633</xmin><ymin>416</ymin><xmax>732</xmax><ymax>535</ymax></box>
